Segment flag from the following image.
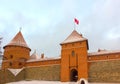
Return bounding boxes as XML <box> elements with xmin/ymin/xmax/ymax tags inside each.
<box><xmin>74</xmin><ymin>18</ymin><xmax>79</xmax><ymax>25</ymax></box>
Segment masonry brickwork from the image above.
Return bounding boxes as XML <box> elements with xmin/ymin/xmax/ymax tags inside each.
<box><xmin>25</xmin><ymin>65</ymin><xmax>60</xmax><ymax>81</ymax></box>
<box><xmin>1</xmin><ymin>30</ymin><xmax>120</xmax><ymax>83</ymax></box>
<box><xmin>88</xmin><ymin>60</ymin><xmax>120</xmax><ymax>83</ymax></box>
<box><xmin>0</xmin><ymin>68</ymin><xmax>25</xmax><ymax>84</ymax></box>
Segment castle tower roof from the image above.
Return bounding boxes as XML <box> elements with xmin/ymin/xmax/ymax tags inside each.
<box><xmin>4</xmin><ymin>31</ymin><xmax>31</xmax><ymax>51</ymax></box>
<box><xmin>30</xmin><ymin>50</ymin><xmax>39</xmax><ymax>59</ymax></box>
<box><xmin>61</xmin><ymin>30</ymin><xmax>87</xmax><ymax>44</ymax></box>
<box><xmin>60</xmin><ymin>30</ymin><xmax>89</xmax><ymax>49</ymax></box>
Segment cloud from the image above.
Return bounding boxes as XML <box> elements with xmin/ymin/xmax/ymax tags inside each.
<box><xmin>1</xmin><ymin>0</ymin><xmax>120</xmax><ymax>57</ymax></box>
<box><xmin>80</xmin><ymin>0</ymin><xmax>120</xmax><ymax>52</ymax></box>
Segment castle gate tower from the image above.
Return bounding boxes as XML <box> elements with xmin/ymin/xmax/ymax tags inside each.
<box><xmin>2</xmin><ymin>31</ymin><xmax>31</xmax><ymax>69</ymax></box>
<box><xmin>60</xmin><ymin>30</ymin><xmax>89</xmax><ymax>82</ymax></box>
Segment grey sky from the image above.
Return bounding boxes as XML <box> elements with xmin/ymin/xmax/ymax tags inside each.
<box><xmin>0</xmin><ymin>0</ymin><xmax>120</xmax><ymax>57</ymax></box>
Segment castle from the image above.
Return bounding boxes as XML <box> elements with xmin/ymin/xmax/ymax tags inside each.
<box><xmin>1</xmin><ymin>29</ymin><xmax>120</xmax><ymax>83</ymax></box>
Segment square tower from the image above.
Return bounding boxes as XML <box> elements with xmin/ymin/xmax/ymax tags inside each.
<box><xmin>60</xmin><ymin>30</ymin><xmax>89</xmax><ymax>82</ymax></box>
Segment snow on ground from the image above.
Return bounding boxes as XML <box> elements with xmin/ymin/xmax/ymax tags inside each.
<box><xmin>7</xmin><ymin>81</ymin><xmax>76</xmax><ymax>84</ymax></box>
<box><xmin>6</xmin><ymin>80</ymin><xmax>120</xmax><ymax>84</ymax></box>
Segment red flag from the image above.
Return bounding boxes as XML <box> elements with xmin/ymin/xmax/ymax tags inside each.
<box><xmin>74</xmin><ymin>18</ymin><xmax>79</xmax><ymax>25</ymax></box>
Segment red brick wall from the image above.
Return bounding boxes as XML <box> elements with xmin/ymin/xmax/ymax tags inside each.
<box><xmin>2</xmin><ymin>46</ymin><xmax>30</xmax><ymax>69</ymax></box>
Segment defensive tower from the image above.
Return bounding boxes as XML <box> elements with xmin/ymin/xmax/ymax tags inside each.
<box><xmin>60</xmin><ymin>30</ymin><xmax>89</xmax><ymax>82</ymax></box>
<box><xmin>2</xmin><ymin>30</ymin><xmax>31</xmax><ymax>69</ymax></box>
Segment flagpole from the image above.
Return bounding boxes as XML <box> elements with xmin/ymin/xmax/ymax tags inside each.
<box><xmin>74</xmin><ymin>19</ymin><xmax>76</xmax><ymax>30</ymax></box>
<box><xmin>19</xmin><ymin>27</ymin><xmax>22</xmax><ymax>31</ymax></box>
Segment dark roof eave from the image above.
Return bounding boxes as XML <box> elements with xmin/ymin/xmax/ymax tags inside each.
<box><xmin>60</xmin><ymin>39</ymin><xmax>89</xmax><ymax>50</ymax></box>
<box><xmin>3</xmin><ymin>45</ymin><xmax>31</xmax><ymax>51</ymax></box>
<box><xmin>60</xmin><ymin>39</ymin><xmax>87</xmax><ymax>45</ymax></box>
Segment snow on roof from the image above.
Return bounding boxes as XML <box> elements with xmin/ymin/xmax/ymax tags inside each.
<box><xmin>27</xmin><ymin>57</ymin><xmax>61</xmax><ymax>62</ymax></box>
<box><xmin>61</xmin><ymin>30</ymin><xmax>87</xmax><ymax>44</ymax></box>
<box><xmin>88</xmin><ymin>50</ymin><xmax>120</xmax><ymax>56</ymax></box>
<box><xmin>4</xmin><ymin>31</ymin><xmax>31</xmax><ymax>50</ymax></box>
<box><xmin>30</xmin><ymin>50</ymin><xmax>39</xmax><ymax>59</ymax></box>
<box><xmin>8</xmin><ymin>68</ymin><xmax>24</xmax><ymax>76</ymax></box>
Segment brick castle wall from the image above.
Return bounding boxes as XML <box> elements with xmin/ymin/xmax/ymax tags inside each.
<box><xmin>0</xmin><ymin>69</ymin><xmax>25</xmax><ymax>84</ymax></box>
<box><xmin>88</xmin><ymin>60</ymin><xmax>120</xmax><ymax>83</ymax></box>
<box><xmin>0</xmin><ymin>64</ymin><xmax>60</xmax><ymax>84</ymax></box>
<box><xmin>1</xmin><ymin>60</ymin><xmax>120</xmax><ymax>83</ymax></box>
<box><xmin>25</xmin><ymin>64</ymin><xmax>60</xmax><ymax>81</ymax></box>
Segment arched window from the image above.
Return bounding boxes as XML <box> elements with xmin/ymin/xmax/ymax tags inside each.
<box><xmin>9</xmin><ymin>62</ymin><xmax>12</xmax><ymax>66</ymax></box>
<box><xmin>72</xmin><ymin>51</ymin><xmax>75</xmax><ymax>56</ymax></box>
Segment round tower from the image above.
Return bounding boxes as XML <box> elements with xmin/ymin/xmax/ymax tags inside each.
<box><xmin>2</xmin><ymin>31</ymin><xmax>31</xmax><ymax>69</ymax></box>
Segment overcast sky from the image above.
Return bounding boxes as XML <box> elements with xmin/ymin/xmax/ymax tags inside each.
<box><xmin>0</xmin><ymin>0</ymin><xmax>120</xmax><ymax>57</ymax></box>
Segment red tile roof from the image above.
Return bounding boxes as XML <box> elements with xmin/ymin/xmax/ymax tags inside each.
<box><xmin>4</xmin><ymin>31</ymin><xmax>31</xmax><ymax>50</ymax></box>
<box><xmin>60</xmin><ymin>30</ymin><xmax>87</xmax><ymax>44</ymax></box>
